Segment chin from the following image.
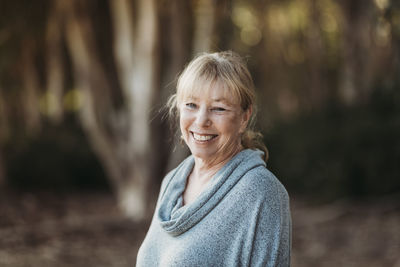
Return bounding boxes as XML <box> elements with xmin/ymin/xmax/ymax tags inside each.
<box><xmin>189</xmin><ymin>147</ymin><xmax>217</xmax><ymax>161</ymax></box>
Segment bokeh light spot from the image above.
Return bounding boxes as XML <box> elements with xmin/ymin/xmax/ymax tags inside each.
<box><xmin>321</xmin><ymin>12</ymin><xmax>338</xmax><ymax>33</ymax></box>
<box><xmin>63</xmin><ymin>89</ymin><xmax>83</xmax><ymax>112</ymax></box>
<box><xmin>240</xmin><ymin>26</ymin><xmax>262</xmax><ymax>46</ymax></box>
<box><xmin>232</xmin><ymin>6</ymin><xmax>257</xmax><ymax>29</ymax></box>
<box><xmin>374</xmin><ymin>0</ymin><xmax>390</xmax><ymax>10</ymax></box>
<box><xmin>267</xmin><ymin>5</ymin><xmax>290</xmax><ymax>35</ymax></box>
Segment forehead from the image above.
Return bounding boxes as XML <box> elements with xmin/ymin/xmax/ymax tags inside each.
<box><xmin>178</xmin><ymin>78</ymin><xmax>240</xmax><ymax>105</ymax></box>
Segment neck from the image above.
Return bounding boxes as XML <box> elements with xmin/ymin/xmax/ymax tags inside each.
<box><xmin>192</xmin><ymin>144</ymin><xmax>243</xmax><ymax>182</ymax></box>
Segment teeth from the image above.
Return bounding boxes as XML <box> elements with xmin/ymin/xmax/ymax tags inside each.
<box><xmin>193</xmin><ymin>133</ymin><xmax>215</xmax><ymax>141</ymax></box>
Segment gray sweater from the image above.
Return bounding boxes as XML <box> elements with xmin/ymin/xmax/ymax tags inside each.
<box><xmin>136</xmin><ymin>149</ymin><xmax>291</xmax><ymax>267</ymax></box>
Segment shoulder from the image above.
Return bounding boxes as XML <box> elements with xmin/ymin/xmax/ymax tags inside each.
<box><xmin>238</xmin><ymin>165</ymin><xmax>290</xmax><ymax>207</ymax></box>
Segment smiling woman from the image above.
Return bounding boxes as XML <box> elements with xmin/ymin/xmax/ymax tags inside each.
<box><xmin>136</xmin><ymin>51</ymin><xmax>291</xmax><ymax>267</ymax></box>
<box><xmin>179</xmin><ymin>87</ymin><xmax>250</xmax><ymax>171</ymax></box>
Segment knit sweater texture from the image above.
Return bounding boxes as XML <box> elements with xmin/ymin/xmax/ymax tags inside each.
<box><xmin>136</xmin><ymin>149</ymin><xmax>291</xmax><ymax>267</ymax></box>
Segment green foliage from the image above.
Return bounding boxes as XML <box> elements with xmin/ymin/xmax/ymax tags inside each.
<box><xmin>265</xmin><ymin>88</ymin><xmax>400</xmax><ymax>200</ymax></box>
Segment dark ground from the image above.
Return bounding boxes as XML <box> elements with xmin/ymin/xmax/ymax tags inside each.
<box><xmin>0</xmin><ymin>191</ymin><xmax>399</xmax><ymax>267</ymax></box>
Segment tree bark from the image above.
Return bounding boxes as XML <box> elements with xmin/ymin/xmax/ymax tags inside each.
<box><xmin>109</xmin><ymin>0</ymin><xmax>160</xmax><ymax>219</ymax></box>
<box><xmin>21</xmin><ymin>40</ymin><xmax>41</xmax><ymax>134</ymax></box>
<box><xmin>0</xmin><ymin>87</ymin><xmax>9</xmax><ymax>143</ymax></box>
<box><xmin>305</xmin><ymin>0</ymin><xmax>326</xmax><ymax>109</ymax></box>
<box><xmin>192</xmin><ymin>0</ymin><xmax>217</xmax><ymax>54</ymax></box>
<box><xmin>337</xmin><ymin>0</ymin><xmax>375</xmax><ymax>105</ymax></box>
<box><xmin>45</xmin><ymin>0</ymin><xmax>65</xmax><ymax>124</ymax></box>
<box><xmin>0</xmin><ymin>88</ymin><xmax>7</xmax><ymax>188</ymax></box>
<box><xmin>63</xmin><ymin>0</ymin><xmax>161</xmax><ymax>220</ymax></box>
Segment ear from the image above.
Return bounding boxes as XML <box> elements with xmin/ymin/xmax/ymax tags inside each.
<box><xmin>239</xmin><ymin>105</ymin><xmax>252</xmax><ymax>133</ymax></box>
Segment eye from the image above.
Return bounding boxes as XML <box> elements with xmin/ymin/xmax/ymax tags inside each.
<box><xmin>212</xmin><ymin>107</ymin><xmax>226</xmax><ymax>112</ymax></box>
<box><xmin>185</xmin><ymin>103</ymin><xmax>197</xmax><ymax>109</ymax></box>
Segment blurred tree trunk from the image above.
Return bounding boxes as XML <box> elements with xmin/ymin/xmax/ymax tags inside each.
<box><xmin>63</xmin><ymin>0</ymin><xmax>160</xmax><ymax>220</ymax></box>
<box><xmin>109</xmin><ymin>0</ymin><xmax>160</xmax><ymax>218</ymax></box>
<box><xmin>22</xmin><ymin>39</ymin><xmax>40</xmax><ymax>133</ymax></box>
<box><xmin>22</xmin><ymin>40</ymin><xmax>41</xmax><ymax>134</ymax></box>
<box><xmin>0</xmin><ymin>89</ymin><xmax>7</xmax><ymax>188</ymax></box>
<box><xmin>338</xmin><ymin>0</ymin><xmax>374</xmax><ymax>105</ymax></box>
<box><xmin>306</xmin><ymin>0</ymin><xmax>326</xmax><ymax>109</ymax></box>
<box><xmin>0</xmin><ymin>88</ymin><xmax>9</xmax><ymax>143</ymax></box>
<box><xmin>45</xmin><ymin>0</ymin><xmax>65</xmax><ymax>124</ymax></box>
<box><xmin>0</xmin><ymin>153</ymin><xmax>4</xmax><ymax>188</ymax></box>
<box><xmin>192</xmin><ymin>0</ymin><xmax>218</xmax><ymax>54</ymax></box>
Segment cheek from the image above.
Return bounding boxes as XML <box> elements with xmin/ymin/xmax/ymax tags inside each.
<box><xmin>215</xmin><ymin>116</ymin><xmax>242</xmax><ymax>133</ymax></box>
<box><xmin>179</xmin><ymin>116</ymin><xmax>186</xmax><ymax>134</ymax></box>
<box><xmin>179</xmin><ymin>111</ymin><xmax>191</xmax><ymax>134</ymax></box>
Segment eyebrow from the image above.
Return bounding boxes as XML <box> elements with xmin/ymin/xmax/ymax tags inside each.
<box><xmin>212</xmin><ymin>98</ymin><xmax>227</xmax><ymax>102</ymax></box>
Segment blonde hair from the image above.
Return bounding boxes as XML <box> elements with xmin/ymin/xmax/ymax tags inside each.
<box><xmin>167</xmin><ymin>51</ymin><xmax>268</xmax><ymax>162</ymax></box>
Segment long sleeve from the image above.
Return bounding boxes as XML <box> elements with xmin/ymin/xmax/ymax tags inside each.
<box><xmin>246</xmin><ymin>180</ymin><xmax>291</xmax><ymax>267</ymax></box>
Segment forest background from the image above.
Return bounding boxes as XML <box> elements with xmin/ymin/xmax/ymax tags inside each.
<box><xmin>0</xmin><ymin>0</ymin><xmax>399</xmax><ymax>266</ymax></box>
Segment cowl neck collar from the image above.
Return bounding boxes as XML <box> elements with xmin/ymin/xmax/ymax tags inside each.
<box><xmin>157</xmin><ymin>149</ymin><xmax>265</xmax><ymax>236</ymax></box>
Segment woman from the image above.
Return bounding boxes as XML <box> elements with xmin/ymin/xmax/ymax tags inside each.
<box><xmin>136</xmin><ymin>51</ymin><xmax>291</xmax><ymax>267</ymax></box>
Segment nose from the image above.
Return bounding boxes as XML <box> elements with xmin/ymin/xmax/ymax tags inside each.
<box><xmin>195</xmin><ymin>107</ymin><xmax>211</xmax><ymax>127</ymax></box>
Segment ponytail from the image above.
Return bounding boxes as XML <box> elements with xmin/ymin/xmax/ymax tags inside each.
<box><xmin>241</xmin><ymin>130</ymin><xmax>269</xmax><ymax>162</ymax></box>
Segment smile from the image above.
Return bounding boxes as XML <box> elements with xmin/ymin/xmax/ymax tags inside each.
<box><xmin>191</xmin><ymin>132</ymin><xmax>218</xmax><ymax>142</ymax></box>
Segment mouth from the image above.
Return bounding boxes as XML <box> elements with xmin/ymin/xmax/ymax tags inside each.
<box><xmin>191</xmin><ymin>132</ymin><xmax>218</xmax><ymax>142</ymax></box>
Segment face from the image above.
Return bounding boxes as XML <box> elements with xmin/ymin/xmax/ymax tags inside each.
<box><xmin>179</xmin><ymin>84</ymin><xmax>252</xmax><ymax>164</ymax></box>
